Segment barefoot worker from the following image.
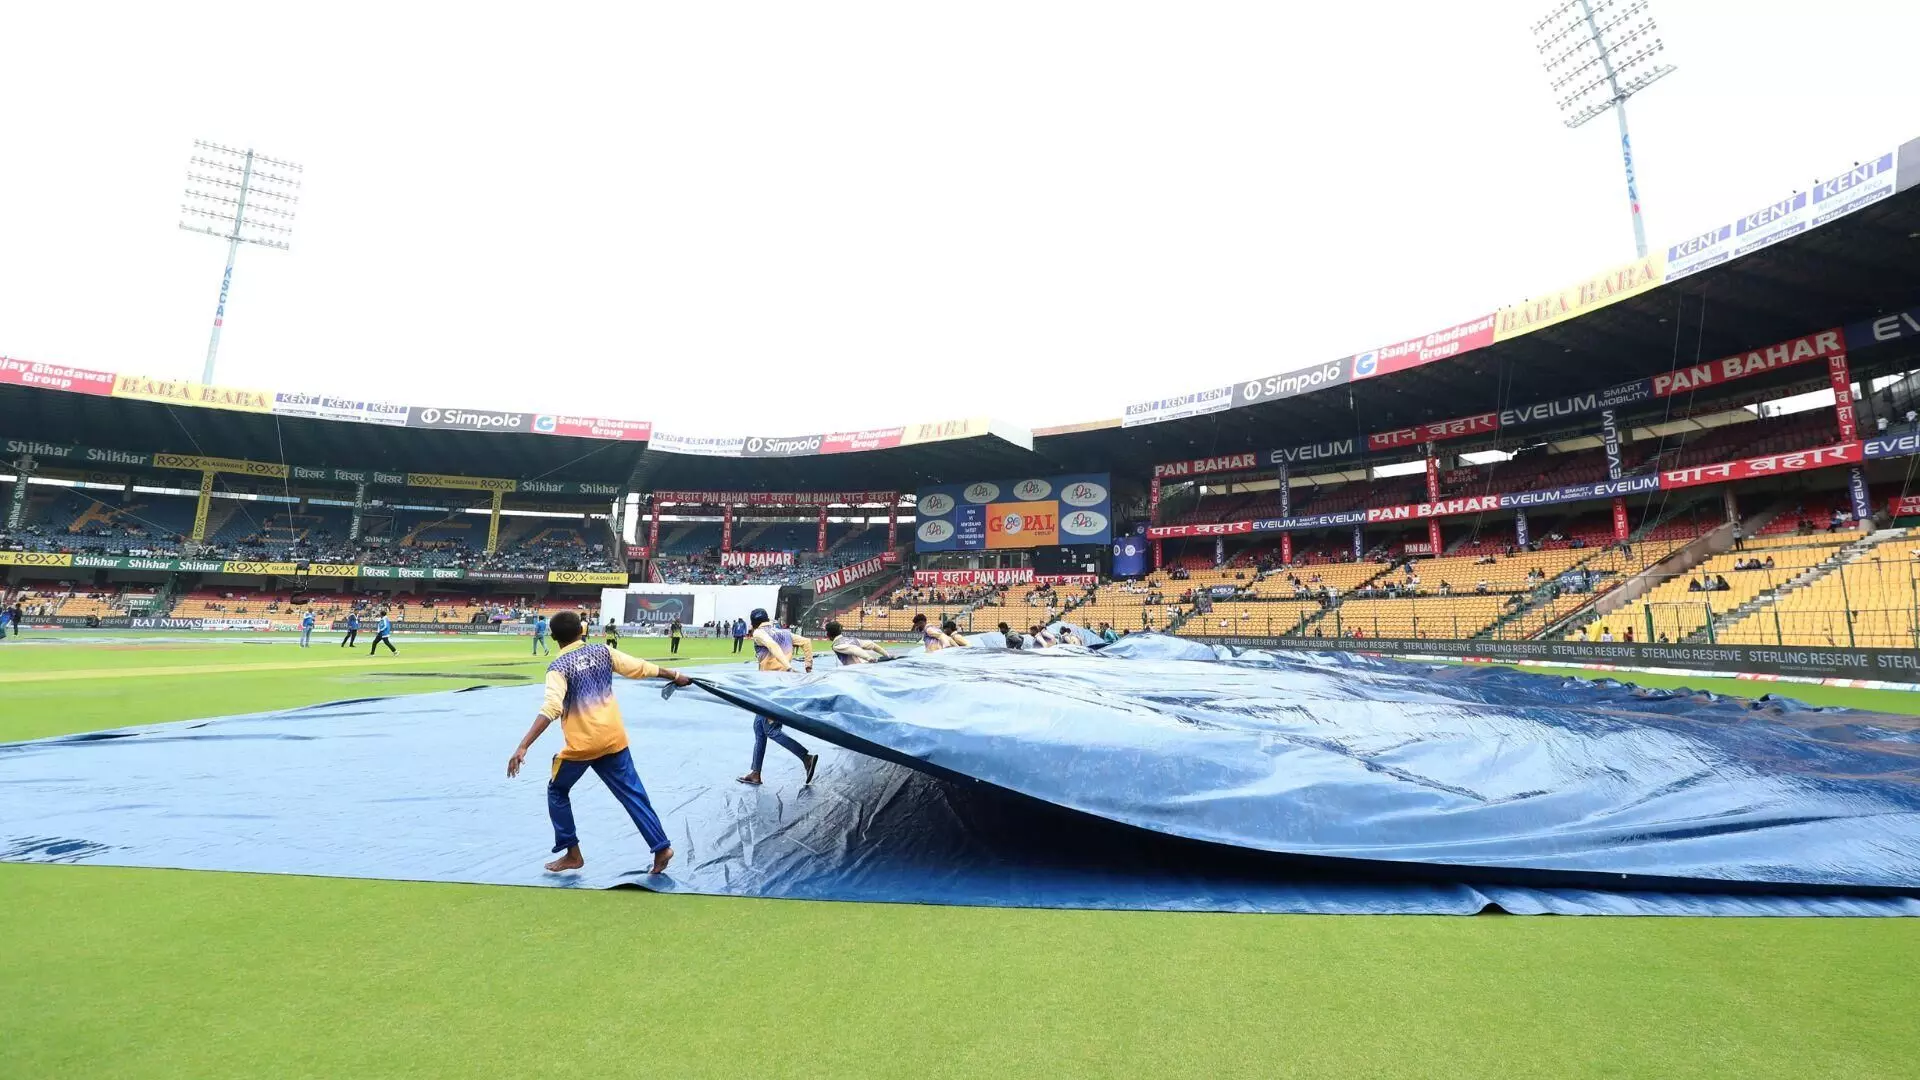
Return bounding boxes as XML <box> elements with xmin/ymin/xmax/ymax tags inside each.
<box><xmin>738</xmin><ymin>608</ymin><xmax>819</xmax><ymax>787</ymax></box>
<box><xmin>913</xmin><ymin>612</ymin><xmax>958</xmax><ymax>652</ymax></box>
<box><xmin>506</xmin><ymin>611</ymin><xmax>691</xmax><ymax>875</ymax></box>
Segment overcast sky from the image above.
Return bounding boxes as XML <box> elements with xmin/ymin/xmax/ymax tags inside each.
<box><xmin>0</xmin><ymin>1</ymin><xmax>1914</xmax><ymax>440</ymax></box>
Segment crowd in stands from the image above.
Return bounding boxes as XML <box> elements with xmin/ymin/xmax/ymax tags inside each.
<box><xmin>0</xmin><ymin>491</ymin><xmax>621</xmax><ymax>572</ymax></box>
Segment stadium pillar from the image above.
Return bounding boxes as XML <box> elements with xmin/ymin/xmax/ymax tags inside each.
<box><xmin>1424</xmin><ymin>445</ymin><xmax>1443</xmax><ymax>555</ymax></box>
<box><xmin>1214</xmin><ymin>536</ymin><xmax>1225</xmax><ymax>568</ymax></box>
<box><xmin>1351</xmin><ymin>523</ymin><xmax>1363</xmax><ymax>560</ymax></box>
<box><xmin>1829</xmin><ymin>352</ymin><xmax>1859</xmax><ymax>442</ymax></box>
<box><xmin>1153</xmin><ymin>539</ymin><xmax>1162</xmax><ymax>571</ymax></box>
<box><xmin>722</xmin><ymin>505</ymin><xmax>733</xmax><ymax>553</ymax></box>
<box><xmin>1722</xmin><ymin>488</ymin><xmax>1739</xmax><ymax>526</ymax></box>
<box><xmin>6</xmin><ymin>454</ymin><xmax>31</xmax><ymax>530</ymax></box>
<box><xmin>191</xmin><ymin>470</ymin><xmax>216</xmax><ymax>543</ymax></box>
<box><xmin>349</xmin><ymin>482</ymin><xmax>366</xmax><ymax>542</ymax></box>
<box><xmin>1148</xmin><ymin>476</ymin><xmax>1161</xmax><ymax>525</ymax></box>
<box><xmin>817</xmin><ymin>507</ymin><xmax>828</xmax><ymax>555</ymax></box>
<box><xmin>649</xmin><ymin>498</ymin><xmax>661</xmax><ymax>555</ymax></box>
<box><xmin>1276</xmin><ymin>463</ymin><xmax>1289</xmax><ymax>518</ymax></box>
<box><xmin>486</xmin><ymin>490</ymin><xmax>503</xmax><ymax>554</ymax></box>
<box><xmin>1600</xmin><ymin>408</ymin><xmax>1623</xmax><ymax>481</ymax></box>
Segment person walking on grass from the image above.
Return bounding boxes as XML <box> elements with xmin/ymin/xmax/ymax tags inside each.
<box><xmin>668</xmin><ymin>618</ymin><xmax>682</xmax><ymax>655</ymax></box>
<box><xmin>532</xmin><ymin>613</ymin><xmax>550</xmax><ymax>656</ymax></box>
<box><xmin>369</xmin><ymin>611</ymin><xmax>396</xmax><ymax>655</ymax></box>
<box><xmin>299</xmin><ymin>609</ymin><xmax>315</xmax><ymax>648</ymax></box>
<box><xmin>507</xmin><ymin>611</ymin><xmax>691</xmax><ymax>876</ymax></box>
<box><xmin>738</xmin><ymin>608</ymin><xmax>818</xmax><ymax>787</ymax></box>
<box><xmin>340</xmin><ymin>611</ymin><xmax>360</xmax><ymax>648</ymax></box>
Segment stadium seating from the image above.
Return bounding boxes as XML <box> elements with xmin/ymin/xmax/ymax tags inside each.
<box><xmin>1715</xmin><ymin>531</ymin><xmax>1920</xmax><ymax>647</ymax></box>
<box><xmin>1600</xmin><ymin>536</ymin><xmax>1865</xmax><ymax>643</ymax></box>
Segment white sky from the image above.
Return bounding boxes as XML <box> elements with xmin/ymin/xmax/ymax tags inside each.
<box><xmin>0</xmin><ymin>1</ymin><xmax>1914</xmax><ymax>439</ymax></box>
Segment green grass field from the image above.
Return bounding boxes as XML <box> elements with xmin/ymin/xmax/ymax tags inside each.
<box><xmin>4</xmin><ymin>633</ymin><xmax>1919</xmax><ymax>1079</ymax></box>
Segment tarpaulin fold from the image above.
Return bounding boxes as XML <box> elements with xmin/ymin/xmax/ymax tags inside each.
<box><xmin>4</xmin><ymin>636</ymin><xmax>1918</xmax><ymax>915</ymax></box>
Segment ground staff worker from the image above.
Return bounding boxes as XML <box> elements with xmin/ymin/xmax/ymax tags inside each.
<box><xmin>737</xmin><ymin>608</ymin><xmax>818</xmax><ymax>787</ymax></box>
<box><xmin>369</xmin><ymin>612</ymin><xmax>396</xmax><ymax>655</ymax></box>
<box><xmin>340</xmin><ymin>612</ymin><xmax>360</xmax><ymax>648</ymax></box>
<box><xmin>669</xmin><ymin>618</ymin><xmax>683</xmax><ymax>655</ymax></box>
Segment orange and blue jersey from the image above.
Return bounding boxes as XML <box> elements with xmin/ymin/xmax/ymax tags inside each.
<box><xmin>539</xmin><ymin>640</ymin><xmax>663</xmax><ymax>760</ymax></box>
<box><xmin>751</xmin><ymin>625</ymin><xmax>812</xmax><ymax>672</ymax></box>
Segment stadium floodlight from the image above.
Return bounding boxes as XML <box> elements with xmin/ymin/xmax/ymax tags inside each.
<box><xmin>1532</xmin><ymin>0</ymin><xmax>1675</xmax><ymax>258</ymax></box>
<box><xmin>178</xmin><ymin>141</ymin><xmax>303</xmax><ymax>384</ymax></box>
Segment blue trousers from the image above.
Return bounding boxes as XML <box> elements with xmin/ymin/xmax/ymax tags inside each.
<box><xmin>751</xmin><ymin>715</ymin><xmax>809</xmax><ymax>772</ymax></box>
<box><xmin>300</xmin><ymin>627</ymin><xmax>312</xmax><ymax>647</ymax></box>
<box><xmin>532</xmin><ymin>634</ymin><xmax>549</xmax><ymax>655</ymax></box>
<box><xmin>547</xmin><ymin>748</ymin><xmax>669</xmax><ymax>853</ymax></box>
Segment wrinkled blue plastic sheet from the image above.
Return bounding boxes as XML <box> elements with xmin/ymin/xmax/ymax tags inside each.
<box><xmin>4</xmin><ymin>636</ymin><xmax>1919</xmax><ymax>915</ymax></box>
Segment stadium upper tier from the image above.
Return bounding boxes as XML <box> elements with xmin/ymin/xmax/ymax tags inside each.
<box><xmin>5</xmin><ymin>135</ymin><xmax>1920</xmax><ymax>498</ymax></box>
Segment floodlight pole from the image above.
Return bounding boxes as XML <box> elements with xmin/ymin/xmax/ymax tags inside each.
<box><xmin>1580</xmin><ymin>0</ymin><xmax>1648</xmax><ymax>259</ymax></box>
<box><xmin>203</xmin><ymin>149</ymin><xmax>256</xmax><ymax>384</ymax></box>
<box><xmin>179</xmin><ymin>140</ymin><xmax>300</xmax><ymax>385</ymax></box>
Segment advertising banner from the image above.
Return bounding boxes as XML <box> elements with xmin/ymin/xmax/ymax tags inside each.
<box><xmin>912</xmin><ymin>569</ymin><xmax>1034</xmax><ymax>586</ymax></box>
<box><xmin>1666</xmin><ymin>150</ymin><xmax>1898</xmax><ymax>283</ymax></box>
<box><xmin>623</xmin><ymin>593</ymin><xmax>695</xmax><ymax>625</ymax></box>
<box><xmin>1612</xmin><ymin>497</ymin><xmax>1631</xmax><ymax>541</ymax></box>
<box><xmin>533</xmin><ymin>415</ymin><xmax>652</xmax><ymax>441</ymax></box>
<box><xmin>1658</xmin><ymin>442</ymin><xmax>1862</xmax><ymax>489</ymax></box>
<box><xmin>1352</xmin><ymin>315</ymin><xmax>1497</xmax><ymax>381</ymax></box>
<box><xmin>652</xmin><ymin>490</ymin><xmax>895</xmax><ymax>507</ymax></box>
<box><xmin>915</xmin><ymin>474</ymin><xmax>1111</xmax><ymax>552</ymax></box>
<box><xmin>1601</xmin><ymin>408</ymin><xmax>1623</xmax><ymax>480</ymax></box>
<box><xmin>1650</xmin><ymin>329</ymin><xmax>1843</xmax><ymax>397</ymax></box>
<box><xmin>1</xmin><ymin>439</ymin><xmax>152</xmax><ymax>470</ymax></box>
<box><xmin>405</xmin><ymin>405</ymin><xmax>538</xmax><ymax>434</ymax></box>
<box><xmin>0</xmin><ymin>550</ymin><xmax>74</xmax><ymax>567</ymax></box>
<box><xmin>1124</xmin><ymin>388</ymin><xmax>1220</xmax><ymax>429</ymax></box>
<box><xmin>1493</xmin><ymin>253</ymin><xmax>1665</xmax><ymax>342</ymax></box>
<box><xmin>719</xmin><ymin>551</ymin><xmax>795</xmax><ymax>568</ymax></box>
<box><xmin>221</xmin><ymin>560</ymin><xmax>300</xmax><ymax>576</ymax></box>
<box><xmin>153</xmin><ymin>452</ymin><xmax>290</xmax><ymax>479</ymax></box>
<box><xmin>813</xmin><ymin>555</ymin><xmax>887</xmax><ymax>594</ymax></box>
<box><xmin>985</xmin><ymin>501</ymin><xmax>1060</xmax><ymax>549</ymax></box>
<box><xmin>1829</xmin><ymin>354</ymin><xmax>1858</xmax><ymax>443</ymax></box>
<box><xmin>1267</xmin><ymin>439</ymin><xmax>1358</xmax><ymax>467</ymax></box>
<box><xmin>1866</xmin><ymin>430</ymin><xmax>1920</xmax><ymax>460</ymax></box>
<box><xmin>406</xmin><ymin>472</ymin><xmax>517</xmax><ymax>492</ymax></box>
<box><xmin>1153</xmin><ymin>452</ymin><xmax>1259</xmax><ymax>480</ymax></box>
<box><xmin>898</xmin><ymin>417</ymin><xmax>1000</xmax><ymax>446</ymax></box>
<box><xmin>0</xmin><ymin>357</ymin><xmax>115</xmax><ymax>396</ymax></box>
<box><xmin>1847</xmin><ymin>467</ymin><xmax>1873</xmax><ymax>523</ymax></box>
<box><xmin>359</xmin><ymin>566</ymin><xmax>467</xmax><ymax>580</ymax></box>
<box><xmin>1846</xmin><ymin>305</ymin><xmax>1920</xmax><ymax>350</ymax></box>
<box><xmin>822</xmin><ymin>428</ymin><xmax>906</xmax><ymax>454</ymax></box>
<box><xmin>548</xmin><ymin>570</ymin><xmax>630</xmax><ymax>586</ymax></box>
<box><xmin>1146</xmin><ymin>520</ymin><xmax>1254</xmax><ymax>539</ymax></box>
<box><xmin>1498</xmin><ymin>475</ymin><xmax>1661</xmax><ymax>509</ymax></box>
<box><xmin>111</xmin><ymin>374</ymin><xmax>274</xmax><ymax>413</ymax></box>
<box><xmin>1891</xmin><ymin>495</ymin><xmax>1920</xmax><ymax>517</ymax></box>
<box><xmin>1250</xmin><ymin>510</ymin><xmax>1369</xmax><ymax>531</ymax></box>
<box><xmin>272</xmin><ymin>392</ymin><xmax>409</xmax><ymax>427</ymax></box>
<box><xmin>1233</xmin><ymin>357</ymin><xmax>1352</xmax><ymax>408</ymax></box>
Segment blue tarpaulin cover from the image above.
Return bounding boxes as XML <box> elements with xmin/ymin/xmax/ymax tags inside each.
<box><xmin>5</xmin><ymin>634</ymin><xmax>1919</xmax><ymax>915</ymax></box>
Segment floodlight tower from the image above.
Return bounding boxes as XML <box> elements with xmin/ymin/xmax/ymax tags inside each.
<box><xmin>1532</xmin><ymin>0</ymin><xmax>1675</xmax><ymax>258</ymax></box>
<box><xmin>178</xmin><ymin>141</ymin><xmax>302</xmax><ymax>383</ymax></box>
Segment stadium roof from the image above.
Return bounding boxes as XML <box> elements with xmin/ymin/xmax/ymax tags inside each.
<box><xmin>6</xmin><ymin>136</ymin><xmax>1919</xmax><ymax>498</ymax></box>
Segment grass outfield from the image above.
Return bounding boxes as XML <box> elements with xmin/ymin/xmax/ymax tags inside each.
<box><xmin>4</xmin><ymin>633</ymin><xmax>1919</xmax><ymax>1078</ymax></box>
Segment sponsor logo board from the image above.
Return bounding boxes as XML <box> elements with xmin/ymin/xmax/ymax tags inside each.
<box><xmin>405</xmin><ymin>405</ymin><xmax>535</xmax><ymax>433</ymax></box>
